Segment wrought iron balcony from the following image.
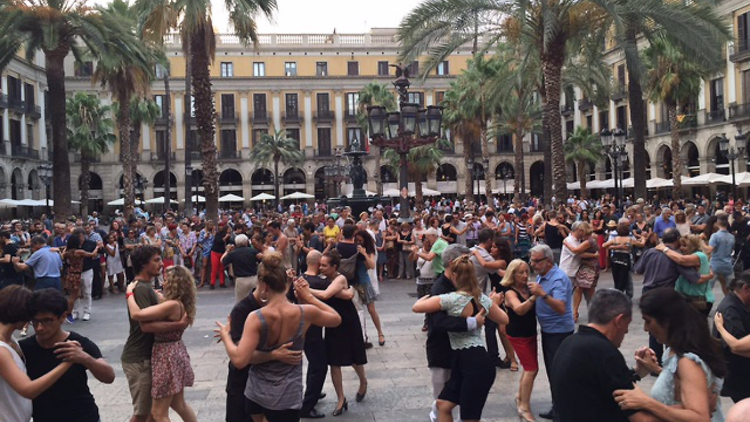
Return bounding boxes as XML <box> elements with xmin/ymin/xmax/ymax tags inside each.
<box><xmin>578</xmin><ymin>98</ymin><xmax>593</xmax><ymax>111</ymax></box>
<box><xmin>8</xmin><ymin>97</ymin><xmax>25</xmax><ymax>113</ymax></box>
<box><xmin>11</xmin><ymin>144</ymin><xmax>39</xmax><ymax>159</ymax></box>
<box><xmin>707</xmin><ymin>109</ymin><xmax>725</xmax><ymax>124</ymax></box>
<box><xmin>560</xmin><ymin>104</ymin><xmax>574</xmax><ymax>117</ymax></box>
<box><xmin>344</xmin><ymin>110</ymin><xmax>358</xmax><ymax>122</ymax></box>
<box><xmin>26</xmin><ymin>104</ymin><xmax>41</xmax><ymax>119</ymax></box>
<box><xmin>0</xmin><ymin>94</ymin><xmax>7</xmax><ymax>109</ymax></box>
<box><xmin>611</xmin><ymin>84</ymin><xmax>628</xmax><ymax>101</ymax></box>
<box><xmin>729</xmin><ymin>39</ymin><xmax>750</xmax><ymax>63</ymax></box>
<box><xmin>282</xmin><ymin>111</ymin><xmax>302</xmax><ymax>124</ymax></box>
<box><xmin>315</xmin><ymin>148</ymin><xmax>333</xmax><ymax>157</ymax></box>
<box><xmin>152</xmin><ymin>151</ymin><xmax>176</xmax><ymax>161</ymax></box>
<box><xmin>729</xmin><ymin>103</ymin><xmax>750</xmax><ymax>121</ymax></box>
<box><xmin>252</xmin><ymin>112</ymin><xmax>270</xmax><ymax>125</ymax></box>
<box><xmin>655</xmin><ymin>121</ymin><xmax>670</xmax><ymax>134</ymax></box>
<box><xmin>219</xmin><ymin>150</ymin><xmax>241</xmax><ymax>159</ymax></box>
<box><xmin>219</xmin><ymin>112</ymin><xmax>238</xmax><ymax>125</ymax></box>
<box><xmin>314</xmin><ymin>110</ymin><xmax>335</xmax><ymax>122</ymax></box>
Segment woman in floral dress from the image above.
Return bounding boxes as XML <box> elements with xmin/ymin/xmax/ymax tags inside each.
<box><xmin>126</xmin><ymin>266</ymin><xmax>197</xmax><ymax>422</ymax></box>
<box><xmin>572</xmin><ymin>223</ymin><xmax>600</xmax><ymax>323</ymax></box>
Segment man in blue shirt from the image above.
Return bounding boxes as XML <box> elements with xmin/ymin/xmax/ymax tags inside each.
<box><xmin>653</xmin><ymin>207</ymin><xmax>676</xmax><ymax>238</ymax></box>
<box><xmin>528</xmin><ymin>244</ymin><xmax>575</xmax><ymax>420</ymax></box>
<box><xmin>709</xmin><ymin>216</ymin><xmax>735</xmax><ymax>296</ymax></box>
<box><xmin>13</xmin><ymin>236</ymin><xmax>63</xmax><ymax>290</ymax></box>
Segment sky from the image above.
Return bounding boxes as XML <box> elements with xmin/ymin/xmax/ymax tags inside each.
<box><xmin>215</xmin><ymin>0</ymin><xmax>424</xmax><ymax>33</ymax></box>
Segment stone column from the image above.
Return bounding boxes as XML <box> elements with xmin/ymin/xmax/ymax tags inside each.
<box><xmin>334</xmin><ymin>90</ymin><xmax>344</xmax><ymax>147</ymax></box>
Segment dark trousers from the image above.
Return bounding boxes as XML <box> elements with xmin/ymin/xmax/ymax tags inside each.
<box><xmin>226</xmin><ymin>393</ymin><xmax>249</xmax><ymax>422</ymax></box>
<box><xmin>91</xmin><ymin>263</ymin><xmax>103</xmax><ymax>299</ymax></box>
<box><xmin>611</xmin><ymin>263</ymin><xmax>632</xmax><ymax>298</ymax></box>
<box><xmin>300</xmin><ymin>340</ymin><xmax>328</xmax><ymax>414</ymax></box>
<box><xmin>485</xmin><ymin>319</ymin><xmax>500</xmax><ymax>361</ymax></box>
<box><xmin>541</xmin><ymin>330</ymin><xmax>573</xmax><ymax>413</ymax></box>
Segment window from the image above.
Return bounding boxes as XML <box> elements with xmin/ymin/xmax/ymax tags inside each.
<box><xmin>9</xmin><ymin>120</ymin><xmax>20</xmax><ymax>146</ymax></box>
<box><xmin>26</xmin><ymin>124</ymin><xmax>33</xmax><ymax>147</ymax></box>
<box><xmin>407</xmin><ymin>92</ymin><xmax>424</xmax><ymax>106</ymax></box>
<box><xmin>286</xmin><ymin>129</ymin><xmax>300</xmax><ymax>150</ymax></box>
<box><xmin>497</xmin><ymin>134</ymin><xmax>513</xmax><ymax>153</ymax></box>
<box><xmin>220</xmin><ymin>62</ymin><xmax>233</xmax><ymax>78</ymax></box>
<box><xmin>710</xmin><ymin>78</ymin><xmax>724</xmax><ymax>111</ymax></box>
<box><xmin>253</xmin><ymin>62</ymin><xmax>265</xmax><ymax>77</ymax></box>
<box><xmin>435</xmin><ymin>91</ymin><xmax>445</xmax><ymax>105</ymax></box>
<box><xmin>317</xmin><ymin>128</ymin><xmax>331</xmax><ymax>154</ymax></box>
<box><xmin>221</xmin><ymin>94</ymin><xmax>235</xmax><ymax>118</ymax></box>
<box><xmin>531</xmin><ymin>133</ymin><xmax>542</xmax><ymax>152</ymax></box>
<box><xmin>6</xmin><ymin>76</ymin><xmax>21</xmax><ymax>102</ymax></box>
<box><xmin>599</xmin><ymin>110</ymin><xmax>609</xmax><ymax>131</ymax></box>
<box><xmin>347</xmin><ymin>128</ymin><xmax>363</xmax><ymax>148</ymax></box>
<box><xmin>408</xmin><ymin>61</ymin><xmax>419</xmax><ymax>77</ymax></box>
<box><xmin>566</xmin><ymin>120</ymin><xmax>575</xmax><ymax>138</ymax></box>
<box><xmin>738</xmin><ymin>12</ymin><xmax>750</xmax><ymax>53</ymax></box>
<box><xmin>24</xmin><ymin>83</ymin><xmax>34</xmax><ymax>107</ymax></box>
<box><xmin>586</xmin><ymin>115</ymin><xmax>593</xmax><ymax>130</ymax></box>
<box><xmin>221</xmin><ymin>130</ymin><xmax>237</xmax><ymax>152</ymax></box>
<box><xmin>743</xmin><ymin>70</ymin><xmax>750</xmax><ymax>105</ymax></box>
<box><xmin>317</xmin><ymin>93</ymin><xmax>330</xmax><ymax>112</ymax></box>
<box><xmin>155</xmin><ymin>64</ymin><xmax>166</xmax><ymax>79</ymax></box>
<box><xmin>345</xmin><ymin>92</ymin><xmax>359</xmax><ymax>117</ymax></box>
<box><xmin>155</xmin><ymin>130</ymin><xmax>168</xmax><ymax>157</ymax></box>
<box><xmin>285</xmin><ymin>93</ymin><xmax>299</xmax><ymax>117</ymax></box>
<box><xmin>616</xmin><ymin>64</ymin><xmax>626</xmax><ymax>87</ymax></box>
<box><xmin>347</xmin><ymin>61</ymin><xmax>359</xmax><ymax>76</ymax></box>
<box><xmin>616</xmin><ymin>106</ymin><xmax>627</xmax><ymax>130</ymax></box>
<box><xmin>377</xmin><ymin>61</ymin><xmax>389</xmax><ymax>76</ymax></box>
<box><xmin>436</xmin><ymin>61</ymin><xmax>450</xmax><ymax>76</ymax></box>
<box><xmin>252</xmin><ymin>129</ymin><xmax>267</xmax><ymax>146</ymax></box>
<box><xmin>253</xmin><ymin>94</ymin><xmax>267</xmax><ymax>118</ymax></box>
<box><xmin>316</xmin><ymin>62</ymin><xmax>328</xmax><ymax>77</ymax></box>
<box><xmin>285</xmin><ymin>62</ymin><xmax>297</xmax><ymax>77</ymax></box>
<box><xmin>74</xmin><ymin>61</ymin><xmax>93</xmax><ymax>77</ymax></box>
<box><xmin>154</xmin><ymin>95</ymin><xmax>166</xmax><ymax>117</ymax></box>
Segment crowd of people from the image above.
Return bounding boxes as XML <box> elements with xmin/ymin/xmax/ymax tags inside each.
<box><xmin>1</xmin><ymin>191</ymin><xmax>750</xmax><ymax>422</ymax></box>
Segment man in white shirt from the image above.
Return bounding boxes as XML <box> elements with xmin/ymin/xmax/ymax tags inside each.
<box><xmin>454</xmin><ymin>212</ymin><xmax>468</xmax><ymax>246</ymax></box>
<box><xmin>559</xmin><ymin>221</ymin><xmax>584</xmax><ymax>280</ymax></box>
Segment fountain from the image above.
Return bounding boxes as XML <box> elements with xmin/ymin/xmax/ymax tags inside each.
<box><xmin>326</xmin><ymin>138</ymin><xmax>381</xmax><ymax>216</ymax></box>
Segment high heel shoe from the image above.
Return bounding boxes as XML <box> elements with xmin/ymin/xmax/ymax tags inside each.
<box><xmin>378</xmin><ymin>334</ymin><xmax>386</xmax><ymax>346</ymax></box>
<box><xmin>356</xmin><ymin>383</ymin><xmax>368</xmax><ymax>402</ymax></box>
<box><xmin>518</xmin><ymin>408</ymin><xmax>536</xmax><ymax>422</ymax></box>
<box><xmin>332</xmin><ymin>399</ymin><xmax>348</xmax><ymax>416</ymax></box>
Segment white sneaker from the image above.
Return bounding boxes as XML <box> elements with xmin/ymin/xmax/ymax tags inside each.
<box><xmin>82</xmin><ymin>313</ymin><xmax>91</xmax><ymax>321</ymax></box>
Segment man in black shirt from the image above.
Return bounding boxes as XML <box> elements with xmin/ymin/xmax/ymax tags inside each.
<box><xmin>714</xmin><ymin>274</ymin><xmax>750</xmax><ymax>402</ymax></box>
<box><xmin>0</xmin><ymin>231</ymin><xmax>22</xmax><ymax>289</ymax></box>
<box><xmin>20</xmin><ymin>288</ymin><xmax>115</xmax><ymax>422</ymax></box>
<box><xmin>426</xmin><ymin>244</ymin><xmax>485</xmax><ymax>422</ymax></box>
<box><xmin>221</xmin><ymin>234</ymin><xmax>260</xmax><ymax>302</ymax></box>
<box><xmin>551</xmin><ymin>289</ymin><xmax>656</xmax><ymax>422</ymax></box>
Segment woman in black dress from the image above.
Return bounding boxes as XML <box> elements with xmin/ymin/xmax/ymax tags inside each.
<box><xmin>311</xmin><ymin>251</ymin><xmax>368</xmax><ymax>416</ymax></box>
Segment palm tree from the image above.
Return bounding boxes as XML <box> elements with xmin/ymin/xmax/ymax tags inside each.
<box><xmin>137</xmin><ymin>0</ymin><xmax>277</xmax><ymax>221</ymax></box>
<box><xmin>249</xmin><ymin>130</ymin><xmax>304</xmax><ymax>208</ymax></box>
<box><xmin>0</xmin><ymin>0</ymin><xmax>148</xmax><ymax>219</ymax></box>
<box><xmin>93</xmin><ymin>0</ymin><xmax>157</xmax><ymax>220</ymax></box>
<box><xmin>128</xmin><ymin>96</ymin><xmax>162</xmax><ymax>191</ymax></box>
<box><xmin>441</xmin><ymin>82</ymin><xmax>480</xmax><ymax>202</ymax></box>
<box><xmin>643</xmin><ymin>34</ymin><xmax>719</xmax><ymax>199</ymax></box>
<box><xmin>563</xmin><ymin>126</ymin><xmax>602</xmax><ymax>200</ymax></box>
<box><xmin>66</xmin><ymin>93</ymin><xmax>116</xmax><ymax>217</ymax></box>
<box><xmin>383</xmin><ymin>139</ymin><xmax>448</xmax><ymax>208</ymax></box>
<box><xmin>357</xmin><ymin>82</ymin><xmax>397</xmax><ymax>195</ymax></box>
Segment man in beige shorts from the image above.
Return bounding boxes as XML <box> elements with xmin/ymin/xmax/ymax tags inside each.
<box><xmin>122</xmin><ymin>245</ymin><xmax>188</xmax><ymax>421</ymax></box>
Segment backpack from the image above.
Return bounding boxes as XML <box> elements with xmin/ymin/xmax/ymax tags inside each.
<box><xmin>338</xmin><ymin>253</ymin><xmax>358</xmax><ymax>282</ymax></box>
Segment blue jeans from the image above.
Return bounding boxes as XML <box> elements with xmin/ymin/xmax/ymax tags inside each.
<box><xmin>35</xmin><ymin>277</ymin><xmax>62</xmax><ymax>291</ymax></box>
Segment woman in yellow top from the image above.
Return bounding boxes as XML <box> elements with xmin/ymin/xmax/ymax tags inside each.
<box><xmin>323</xmin><ymin>217</ymin><xmax>341</xmax><ymax>245</ymax></box>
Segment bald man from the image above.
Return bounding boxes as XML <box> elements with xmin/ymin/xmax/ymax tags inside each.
<box><xmin>727</xmin><ymin>398</ymin><xmax>750</xmax><ymax>422</ymax></box>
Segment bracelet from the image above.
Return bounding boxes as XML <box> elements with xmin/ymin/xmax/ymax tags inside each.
<box><xmin>126</xmin><ymin>292</ymin><xmax>134</xmax><ymax>299</ymax></box>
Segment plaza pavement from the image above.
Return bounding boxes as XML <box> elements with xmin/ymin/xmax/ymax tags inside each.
<box><xmin>48</xmin><ymin>271</ymin><xmax>733</xmax><ymax>422</ymax></box>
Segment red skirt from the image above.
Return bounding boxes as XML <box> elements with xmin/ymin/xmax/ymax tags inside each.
<box><xmin>507</xmin><ymin>335</ymin><xmax>539</xmax><ymax>371</ymax></box>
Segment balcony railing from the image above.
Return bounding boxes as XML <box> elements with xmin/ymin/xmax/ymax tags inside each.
<box><xmin>612</xmin><ymin>84</ymin><xmax>628</xmax><ymax>101</ymax></box>
<box><xmin>0</xmin><ymin>142</ymin><xmax>7</xmax><ymax>156</ymax></box>
<box><xmin>252</xmin><ymin>113</ymin><xmax>270</xmax><ymax>125</ymax></box>
<box><xmin>578</xmin><ymin>98</ymin><xmax>593</xmax><ymax>111</ymax></box>
<box><xmin>219</xmin><ymin>112</ymin><xmax>238</xmax><ymax>125</ymax></box>
<box><xmin>8</xmin><ymin>97</ymin><xmax>25</xmax><ymax>113</ymax></box>
<box><xmin>154</xmin><ymin>114</ymin><xmax>169</xmax><ymax>126</ymax></box>
<box><xmin>560</xmin><ymin>104</ymin><xmax>574</xmax><ymax>117</ymax></box>
<box><xmin>707</xmin><ymin>109</ymin><xmax>725</xmax><ymax>124</ymax></box>
<box><xmin>344</xmin><ymin>110</ymin><xmax>358</xmax><ymax>122</ymax></box>
<box><xmin>11</xmin><ymin>144</ymin><xmax>39</xmax><ymax>159</ymax></box>
<box><xmin>0</xmin><ymin>94</ymin><xmax>7</xmax><ymax>109</ymax></box>
<box><xmin>219</xmin><ymin>150</ymin><xmax>240</xmax><ymax>159</ymax></box>
<box><xmin>152</xmin><ymin>151</ymin><xmax>176</xmax><ymax>161</ymax></box>
<box><xmin>729</xmin><ymin>38</ymin><xmax>750</xmax><ymax>63</ymax></box>
<box><xmin>184</xmin><ymin>113</ymin><xmax>196</xmax><ymax>125</ymax></box>
<box><xmin>314</xmin><ymin>110</ymin><xmax>335</xmax><ymax>122</ymax></box>
<box><xmin>315</xmin><ymin>148</ymin><xmax>334</xmax><ymax>157</ymax></box>
<box><xmin>729</xmin><ymin>103</ymin><xmax>750</xmax><ymax>120</ymax></box>
<box><xmin>655</xmin><ymin>121</ymin><xmax>670</xmax><ymax>134</ymax></box>
<box><xmin>26</xmin><ymin>104</ymin><xmax>41</xmax><ymax>119</ymax></box>
<box><xmin>282</xmin><ymin>111</ymin><xmax>302</xmax><ymax>124</ymax></box>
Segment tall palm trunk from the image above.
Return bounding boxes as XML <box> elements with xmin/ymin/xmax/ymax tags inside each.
<box><xmin>191</xmin><ymin>28</ymin><xmax>218</xmax><ymax>221</ymax></box>
<box><xmin>539</xmin><ymin>72</ymin><xmax>552</xmax><ymax>205</ymax></box>
<box><xmin>375</xmin><ymin>146</ymin><xmax>383</xmax><ymax>196</ymax></box>
<box><xmin>274</xmin><ymin>157</ymin><xmax>280</xmax><ymax>209</ymax></box>
<box><xmin>578</xmin><ymin>160</ymin><xmax>588</xmax><ymax>200</ymax></box>
<box><xmin>183</xmin><ymin>39</ymin><xmax>193</xmax><ymax>217</ymax></box>
<box><xmin>163</xmin><ymin>71</ymin><xmax>172</xmax><ymax>212</ymax></box>
<box><xmin>625</xmin><ymin>23</ymin><xmax>648</xmax><ymax>201</ymax></box>
<box><xmin>543</xmin><ymin>39</ymin><xmax>568</xmax><ymax>204</ymax></box>
<box><xmin>45</xmin><ymin>50</ymin><xmax>72</xmax><ymax>220</ymax></box>
<box><xmin>513</xmin><ymin>129</ymin><xmax>525</xmax><ymax>202</ymax></box>
<box><xmin>480</xmin><ymin>101</ymin><xmax>492</xmax><ymax>201</ymax></box>
<box><xmin>668</xmin><ymin>104</ymin><xmax>683</xmax><ymax>199</ymax></box>
<box><xmin>415</xmin><ymin>176</ymin><xmax>423</xmax><ymax>208</ymax></box>
<box><xmin>463</xmin><ymin>136</ymin><xmax>473</xmax><ymax>204</ymax></box>
<box><xmin>117</xmin><ymin>86</ymin><xmax>134</xmax><ymax>220</ymax></box>
<box><xmin>80</xmin><ymin>153</ymin><xmax>91</xmax><ymax>218</ymax></box>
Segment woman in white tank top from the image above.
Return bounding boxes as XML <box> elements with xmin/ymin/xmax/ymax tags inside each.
<box><xmin>0</xmin><ymin>286</ymin><xmax>73</xmax><ymax>422</ymax></box>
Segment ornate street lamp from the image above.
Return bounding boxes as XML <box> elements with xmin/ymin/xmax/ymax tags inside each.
<box><xmin>38</xmin><ymin>163</ymin><xmax>53</xmax><ymax>215</ymax></box>
<box><xmin>368</xmin><ymin>64</ymin><xmax>443</xmax><ymax>222</ymax></box>
<box><xmin>600</xmin><ymin>128</ymin><xmax>628</xmax><ymax>208</ymax></box>
<box><xmin>719</xmin><ymin>130</ymin><xmax>747</xmax><ymax>199</ymax></box>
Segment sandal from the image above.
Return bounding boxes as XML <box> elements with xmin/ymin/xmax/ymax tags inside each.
<box><xmin>518</xmin><ymin>408</ymin><xmax>536</xmax><ymax>422</ymax></box>
<box><xmin>510</xmin><ymin>361</ymin><xmax>519</xmax><ymax>372</ymax></box>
